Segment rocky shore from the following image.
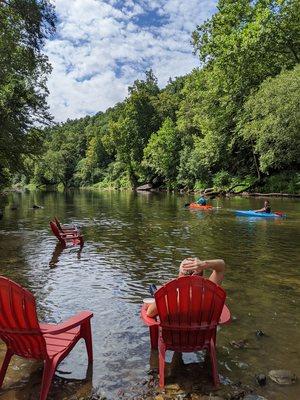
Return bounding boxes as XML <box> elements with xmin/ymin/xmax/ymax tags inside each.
<box><xmin>135</xmin><ymin>184</ymin><xmax>300</xmax><ymax>198</ymax></box>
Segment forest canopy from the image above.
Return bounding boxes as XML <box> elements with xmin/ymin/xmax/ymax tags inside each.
<box><xmin>1</xmin><ymin>0</ymin><xmax>299</xmax><ymax>193</ymax></box>
<box><xmin>0</xmin><ymin>0</ymin><xmax>56</xmax><ymax>187</ymax></box>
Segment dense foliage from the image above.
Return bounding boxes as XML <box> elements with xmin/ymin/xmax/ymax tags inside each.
<box><xmin>3</xmin><ymin>0</ymin><xmax>300</xmax><ymax>193</ymax></box>
<box><xmin>0</xmin><ymin>0</ymin><xmax>55</xmax><ymax>187</ymax></box>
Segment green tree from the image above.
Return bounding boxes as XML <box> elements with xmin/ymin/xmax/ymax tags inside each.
<box><xmin>103</xmin><ymin>71</ymin><xmax>161</xmax><ymax>186</ymax></box>
<box><xmin>34</xmin><ymin>117</ymin><xmax>90</xmax><ymax>188</ymax></box>
<box><xmin>0</xmin><ymin>0</ymin><xmax>56</xmax><ymax>186</ymax></box>
<box><xmin>143</xmin><ymin>118</ymin><xmax>181</xmax><ymax>187</ymax></box>
<box><xmin>189</xmin><ymin>0</ymin><xmax>300</xmax><ymax>177</ymax></box>
<box><xmin>78</xmin><ymin>112</ymin><xmax>113</xmax><ymax>184</ymax></box>
<box><xmin>153</xmin><ymin>76</ymin><xmax>186</xmax><ymax>122</ymax></box>
<box><xmin>240</xmin><ymin>65</ymin><xmax>300</xmax><ymax>173</ymax></box>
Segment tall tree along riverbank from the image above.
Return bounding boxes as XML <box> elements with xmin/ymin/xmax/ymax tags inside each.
<box><xmin>0</xmin><ymin>0</ymin><xmax>56</xmax><ymax>188</ymax></box>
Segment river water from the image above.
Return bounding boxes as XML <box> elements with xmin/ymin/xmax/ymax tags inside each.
<box><xmin>0</xmin><ymin>190</ymin><xmax>299</xmax><ymax>399</ymax></box>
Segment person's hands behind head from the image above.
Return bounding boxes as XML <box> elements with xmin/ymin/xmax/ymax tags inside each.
<box><xmin>179</xmin><ymin>259</ymin><xmax>191</xmax><ymax>276</ymax></box>
<box><xmin>179</xmin><ymin>257</ymin><xmax>206</xmax><ymax>276</ymax></box>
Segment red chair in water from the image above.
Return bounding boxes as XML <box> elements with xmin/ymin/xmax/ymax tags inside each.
<box><xmin>141</xmin><ymin>275</ymin><xmax>231</xmax><ymax>388</ymax></box>
<box><xmin>54</xmin><ymin>216</ymin><xmax>78</xmax><ymax>234</ymax></box>
<box><xmin>0</xmin><ymin>276</ymin><xmax>93</xmax><ymax>400</ymax></box>
<box><xmin>50</xmin><ymin>221</ymin><xmax>84</xmax><ymax>247</ymax></box>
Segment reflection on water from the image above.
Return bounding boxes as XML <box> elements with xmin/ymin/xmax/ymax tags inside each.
<box><xmin>0</xmin><ymin>190</ymin><xmax>299</xmax><ymax>399</ymax></box>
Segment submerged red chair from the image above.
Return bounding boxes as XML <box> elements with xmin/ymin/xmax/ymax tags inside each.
<box><xmin>54</xmin><ymin>216</ymin><xmax>78</xmax><ymax>234</ymax></box>
<box><xmin>0</xmin><ymin>276</ymin><xmax>93</xmax><ymax>400</ymax></box>
<box><xmin>50</xmin><ymin>221</ymin><xmax>84</xmax><ymax>247</ymax></box>
<box><xmin>141</xmin><ymin>275</ymin><xmax>231</xmax><ymax>388</ymax></box>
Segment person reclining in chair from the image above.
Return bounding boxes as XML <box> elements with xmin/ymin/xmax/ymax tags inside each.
<box><xmin>146</xmin><ymin>258</ymin><xmax>225</xmax><ymax>317</ymax></box>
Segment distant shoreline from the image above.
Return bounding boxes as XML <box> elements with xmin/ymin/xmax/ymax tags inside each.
<box><xmin>1</xmin><ymin>187</ymin><xmax>300</xmax><ymax>199</ymax></box>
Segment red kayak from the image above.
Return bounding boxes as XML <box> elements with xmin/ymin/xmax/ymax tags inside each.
<box><xmin>187</xmin><ymin>203</ymin><xmax>213</xmax><ymax>210</ymax></box>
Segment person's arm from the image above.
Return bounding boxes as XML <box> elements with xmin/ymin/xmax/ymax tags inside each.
<box><xmin>180</xmin><ymin>258</ymin><xmax>225</xmax><ymax>286</ymax></box>
<box><xmin>255</xmin><ymin>207</ymin><xmax>266</xmax><ymax>213</ymax></box>
<box><xmin>204</xmin><ymin>259</ymin><xmax>225</xmax><ymax>285</ymax></box>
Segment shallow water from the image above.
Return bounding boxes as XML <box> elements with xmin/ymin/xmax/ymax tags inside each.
<box><xmin>0</xmin><ymin>190</ymin><xmax>299</xmax><ymax>399</ymax></box>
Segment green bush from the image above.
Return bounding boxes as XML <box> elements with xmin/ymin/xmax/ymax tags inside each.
<box><xmin>194</xmin><ymin>180</ymin><xmax>208</xmax><ymax>191</ymax></box>
<box><xmin>260</xmin><ymin>172</ymin><xmax>300</xmax><ymax>194</ymax></box>
<box><xmin>213</xmin><ymin>171</ymin><xmax>232</xmax><ymax>190</ymax></box>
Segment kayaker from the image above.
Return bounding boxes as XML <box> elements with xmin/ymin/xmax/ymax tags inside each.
<box><xmin>196</xmin><ymin>195</ymin><xmax>207</xmax><ymax>206</ymax></box>
<box><xmin>146</xmin><ymin>258</ymin><xmax>225</xmax><ymax>317</ymax></box>
<box><xmin>255</xmin><ymin>200</ymin><xmax>271</xmax><ymax>214</ymax></box>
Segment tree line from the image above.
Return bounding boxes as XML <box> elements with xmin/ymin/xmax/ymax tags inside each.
<box><xmin>1</xmin><ymin>0</ymin><xmax>299</xmax><ymax>193</ymax></box>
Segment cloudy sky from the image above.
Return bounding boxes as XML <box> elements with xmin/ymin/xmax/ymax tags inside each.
<box><xmin>45</xmin><ymin>0</ymin><xmax>217</xmax><ymax>122</ymax></box>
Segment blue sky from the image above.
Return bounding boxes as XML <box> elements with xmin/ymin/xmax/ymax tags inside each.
<box><xmin>45</xmin><ymin>0</ymin><xmax>217</xmax><ymax>122</ymax></box>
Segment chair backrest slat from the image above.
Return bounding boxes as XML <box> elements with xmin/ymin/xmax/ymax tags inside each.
<box><xmin>50</xmin><ymin>221</ymin><xmax>66</xmax><ymax>245</ymax></box>
<box><xmin>155</xmin><ymin>276</ymin><xmax>226</xmax><ymax>349</ymax></box>
<box><xmin>0</xmin><ymin>277</ymin><xmax>47</xmax><ymax>359</ymax></box>
<box><xmin>54</xmin><ymin>216</ymin><xmax>63</xmax><ymax>232</ymax></box>
<box><xmin>178</xmin><ymin>280</ymin><xmax>190</xmax><ymax>347</ymax></box>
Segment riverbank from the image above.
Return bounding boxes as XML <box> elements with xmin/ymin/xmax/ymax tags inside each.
<box><xmin>0</xmin><ymin>341</ymin><xmax>296</xmax><ymax>400</ymax></box>
<box><xmin>1</xmin><ymin>169</ymin><xmax>299</xmax><ymax>198</ymax></box>
<box><xmin>1</xmin><ymin>339</ymin><xmax>294</xmax><ymax>400</ymax></box>
<box><xmin>0</xmin><ymin>183</ymin><xmax>300</xmax><ymax>198</ymax></box>
<box><xmin>134</xmin><ymin>185</ymin><xmax>300</xmax><ymax>198</ymax></box>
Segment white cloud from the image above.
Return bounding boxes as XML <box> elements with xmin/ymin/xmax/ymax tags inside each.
<box><xmin>45</xmin><ymin>0</ymin><xmax>216</xmax><ymax>121</ymax></box>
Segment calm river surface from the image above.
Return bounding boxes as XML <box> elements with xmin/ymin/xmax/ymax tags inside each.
<box><xmin>0</xmin><ymin>190</ymin><xmax>299</xmax><ymax>399</ymax></box>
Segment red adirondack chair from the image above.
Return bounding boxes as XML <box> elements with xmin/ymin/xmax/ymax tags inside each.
<box><xmin>54</xmin><ymin>216</ymin><xmax>79</xmax><ymax>234</ymax></box>
<box><xmin>141</xmin><ymin>275</ymin><xmax>231</xmax><ymax>388</ymax></box>
<box><xmin>50</xmin><ymin>221</ymin><xmax>84</xmax><ymax>247</ymax></box>
<box><xmin>0</xmin><ymin>276</ymin><xmax>93</xmax><ymax>400</ymax></box>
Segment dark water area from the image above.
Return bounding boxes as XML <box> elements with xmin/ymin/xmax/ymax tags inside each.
<box><xmin>0</xmin><ymin>190</ymin><xmax>299</xmax><ymax>399</ymax></box>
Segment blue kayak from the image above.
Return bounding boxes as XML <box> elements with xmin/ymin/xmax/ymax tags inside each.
<box><xmin>235</xmin><ymin>210</ymin><xmax>286</xmax><ymax>218</ymax></box>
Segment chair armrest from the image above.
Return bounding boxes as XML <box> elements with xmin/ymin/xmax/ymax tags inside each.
<box><xmin>60</xmin><ymin>232</ymin><xmax>81</xmax><ymax>238</ymax></box>
<box><xmin>219</xmin><ymin>304</ymin><xmax>231</xmax><ymax>325</ymax></box>
<box><xmin>40</xmin><ymin>311</ymin><xmax>93</xmax><ymax>334</ymax></box>
<box><xmin>141</xmin><ymin>304</ymin><xmax>159</xmax><ymax>327</ymax></box>
<box><xmin>39</xmin><ymin>323</ymin><xmax>55</xmax><ymax>331</ymax></box>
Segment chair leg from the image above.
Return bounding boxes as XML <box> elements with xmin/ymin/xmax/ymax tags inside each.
<box><xmin>82</xmin><ymin>320</ymin><xmax>93</xmax><ymax>363</ymax></box>
<box><xmin>0</xmin><ymin>349</ymin><xmax>13</xmax><ymax>388</ymax></box>
<box><xmin>209</xmin><ymin>338</ymin><xmax>220</xmax><ymax>388</ymax></box>
<box><xmin>158</xmin><ymin>339</ymin><xmax>166</xmax><ymax>388</ymax></box>
<box><xmin>39</xmin><ymin>358</ymin><xmax>57</xmax><ymax>400</ymax></box>
<box><xmin>149</xmin><ymin>325</ymin><xmax>158</xmax><ymax>350</ymax></box>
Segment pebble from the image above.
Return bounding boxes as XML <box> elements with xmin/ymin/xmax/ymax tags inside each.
<box><xmin>268</xmin><ymin>369</ymin><xmax>296</xmax><ymax>385</ymax></box>
<box><xmin>243</xmin><ymin>396</ymin><xmax>268</xmax><ymax>400</ymax></box>
<box><xmin>255</xmin><ymin>330</ymin><xmax>266</xmax><ymax>338</ymax></box>
<box><xmin>228</xmin><ymin>389</ymin><xmax>246</xmax><ymax>399</ymax></box>
<box><xmin>230</xmin><ymin>340</ymin><xmax>248</xmax><ymax>349</ymax></box>
<box><xmin>191</xmin><ymin>396</ymin><xmax>224</xmax><ymax>400</ymax></box>
<box><xmin>165</xmin><ymin>383</ymin><xmax>181</xmax><ymax>391</ymax></box>
<box><xmin>236</xmin><ymin>362</ymin><xmax>249</xmax><ymax>370</ymax></box>
<box><xmin>255</xmin><ymin>374</ymin><xmax>267</xmax><ymax>386</ymax></box>
<box><xmin>32</xmin><ymin>204</ymin><xmax>43</xmax><ymax>209</ymax></box>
